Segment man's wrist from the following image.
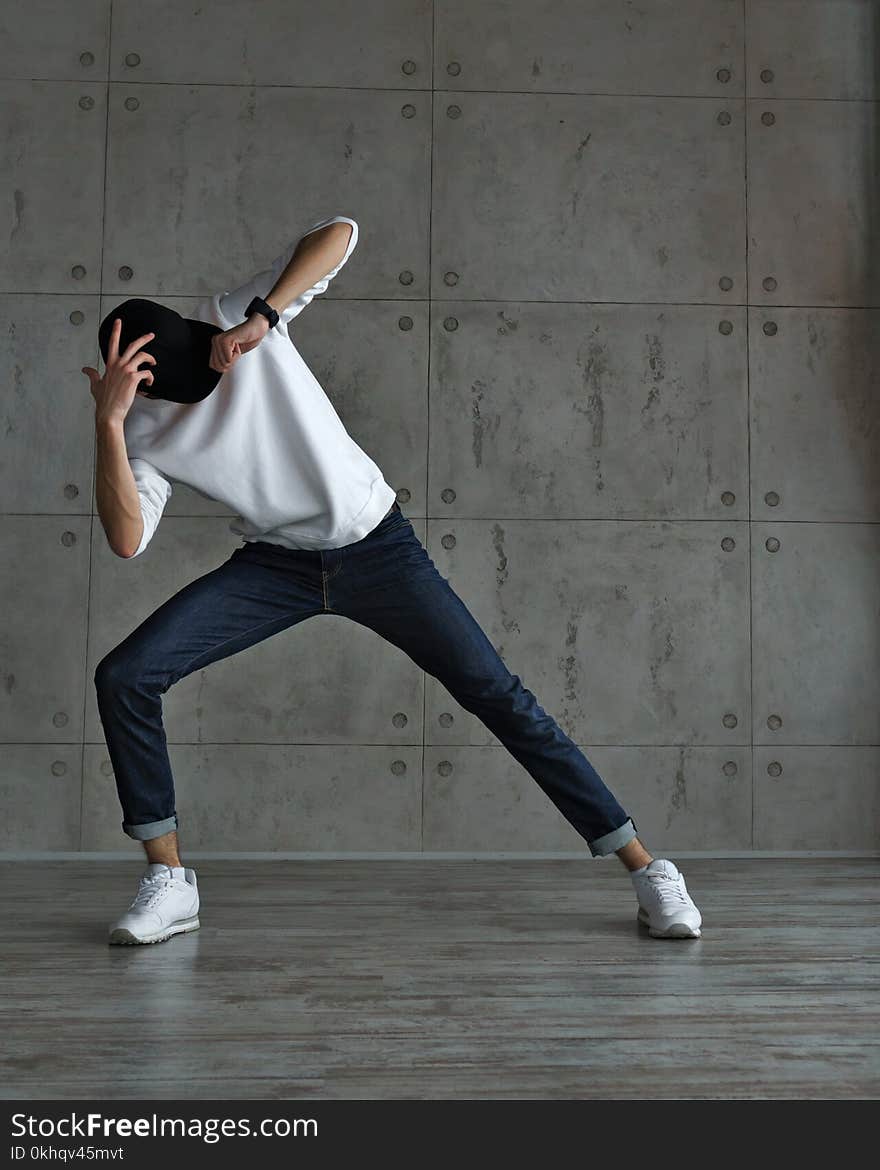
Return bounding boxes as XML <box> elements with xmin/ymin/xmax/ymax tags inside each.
<box><xmin>240</xmin><ymin>312</ymin><xmax>271</xmax><ymax>339</ymax></box>
<box><xmin>95</xmin><ymin>411</ymin><xmax>126</xmax><ymax>433</ymax></box>
<box><xmin>245</xmin><ymin>294</ymin><xmax>280</xmax><ymax>332</ymax></box>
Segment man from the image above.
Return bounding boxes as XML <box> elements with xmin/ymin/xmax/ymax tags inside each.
<box><xmin>82</xmin><ymin>215</ymin><xmax>703</xmax><ymax>946</ymax></box>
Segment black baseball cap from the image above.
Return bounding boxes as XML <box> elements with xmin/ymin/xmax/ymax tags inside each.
<box><xmin>98</xmin><ymin>298</ymin><xmax>224</xmax><ymax>404</ymax></box>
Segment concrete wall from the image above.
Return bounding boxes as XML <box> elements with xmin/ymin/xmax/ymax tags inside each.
<box><xmin>2</xmin><ymin>1</ymin><xmax>878</xmax><ymax>856</ymax></box>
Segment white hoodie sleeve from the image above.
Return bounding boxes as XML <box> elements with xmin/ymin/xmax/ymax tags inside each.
<box><xmin>219</xmin><ymin>216</ymin><xmax>359</xmax><ymax>330</ymax></box>
<box><xmin>127</xmin><ymin>457</ymin><xmax>173</xmax><ymax>557</ymax></box>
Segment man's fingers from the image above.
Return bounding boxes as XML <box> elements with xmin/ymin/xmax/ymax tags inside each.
<box><xmin>220</xmin><ymin>338</ymin><xmax>240</xmax><ymax>371</ymax></box>
<box><xmin>106</xmin><ymin>318</ymin><xmax>121</xmax><ymax>363</ymax></box>
<box><xmin>119</xmin><ymin>329</ymin><xmax>156</xmax><ymax>366</ymax></box>
<box><xmin>208</xmin><ymin>332</ymin><xmax>243</xmax><ymax>374</ymax></box>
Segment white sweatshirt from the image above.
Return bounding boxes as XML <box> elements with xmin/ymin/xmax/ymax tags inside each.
<box><xmin>121</xmin><ymin>215</ymin><xmax>396</xmax><ymax>556</ymax></box>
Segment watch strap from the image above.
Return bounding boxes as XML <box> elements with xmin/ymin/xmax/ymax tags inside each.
<box><xmin>244</xmin><ymin>295</ymin><xmax>280</xmax><ymax>330</ymax></box>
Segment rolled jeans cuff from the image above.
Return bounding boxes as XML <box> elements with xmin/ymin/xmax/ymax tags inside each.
<box><xmin>588</xmin><ymin>817</ymin><xmax>637</xmax><ymax>857</ymax></box>
<box><xmin>123</xmin><ymin>814</ymin><xmax>178</xmax><ymax>842</ymax></box>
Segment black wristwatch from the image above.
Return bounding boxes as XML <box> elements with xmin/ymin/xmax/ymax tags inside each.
<box><xmin>244</xmin><ymin>295</ymin><xmax>280</xmax><ymax>331</ymax></box>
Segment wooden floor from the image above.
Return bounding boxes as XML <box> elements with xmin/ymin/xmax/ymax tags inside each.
<box><xmin>1</xmin><ymin>858</ymin><xmax>878</xmax><ymax>1099</ymax></box>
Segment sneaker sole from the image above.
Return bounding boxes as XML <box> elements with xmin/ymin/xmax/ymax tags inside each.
<box><xmin>637</xmin><ymin>906</ymin><xmax>701</xmax><ymax>938</ymax></box>
<box><xmin>108</xmin><ymin>915</ymin><xmax>200</xmax><ymax>946</ymax></box>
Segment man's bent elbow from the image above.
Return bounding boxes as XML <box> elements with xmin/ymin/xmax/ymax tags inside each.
<box><xmin>105</xmin><ymin>520</ymin><xmax>144</xmax><ymax>559</ymax></box>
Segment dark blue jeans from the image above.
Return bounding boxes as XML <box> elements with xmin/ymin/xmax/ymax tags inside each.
<box><xmin>94</xmin><ymin>502</ymin><xmax>638</xmax><ymax>856</ymax></box>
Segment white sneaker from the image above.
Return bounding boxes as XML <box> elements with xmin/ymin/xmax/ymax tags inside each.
<box><xmin>109</xmin><ymin>862</ymin><xmax>200</xmax><ymax>946</ymax></box>
<box><xmin>631</xmin><ymin>858</ymin><xmax>702</xmax><ymax>939</ymax></box>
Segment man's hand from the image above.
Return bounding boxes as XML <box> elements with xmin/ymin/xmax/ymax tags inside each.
<box><xmin>209</xmin><ymin>313</ymin><xmax>270</xmax><ymax>373</ymax></box>
<box><xmin>83</xmin><ymin>317</ymin><xmax>157</xmax><ymax>426</ymax></box>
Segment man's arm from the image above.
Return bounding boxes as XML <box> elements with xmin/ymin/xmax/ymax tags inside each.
<box><xmin>263</xmin><ymin>220</ymin><xmax>353</xmax><ymax>318</ymax></box>
<box><xmin>209</xmin><ymin>217</ymin><xmax>358</xmax><ymax>373</ymax></box>
<box><xmin>94</xmin><ymin>420</ymin><xmax>172</xmax><ymax>561</ymax></box>
<box><xmin>95</xmin><ymin>418</ymin><xmax>145</xmax><ymax>558</ymax></box>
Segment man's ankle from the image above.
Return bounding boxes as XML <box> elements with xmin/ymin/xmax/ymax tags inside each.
<box><xmin>143</xmin><ymin>852</ymin><xmax>183</xmax><ymax>868</ymax></box>
<box><xmin>142</xmin><ymin>829</ymin><xmax>182</xmax><ymax>868</ymax></box>
<box><xmin>615</xmin><ymin>837</ymin><xmax>654</xmax><ymax>872</ymax></box>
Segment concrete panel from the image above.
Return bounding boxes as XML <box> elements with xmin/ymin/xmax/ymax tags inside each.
<box><xmin>746</xmin><ymin>0</ymin><xmax>879</xmax><ymax>99</ymax></box>
<box><xmin>438</xmin><ymin>0</ymin><xmax>744</xmax><ymax>97</ymax></box>
<box><xmin>751</xmin><ymin>522</ymin><xmax>880</xmax><ymax>745</ymax></box>
<box><xmin>0</xmin><ymin>2</ymin><xmax>108</xmax><ymax>81</ymax></box>
<box><xmin>747</xmin><ymin>99</ymin><xmax>880</xmax><ymax>307</ymax></box>
<box><xmin>111</xmin><ymin>1</ymin><xmax>430</xmax><ymax>87</ymax></box>
<box><xmin>428</xmin><ymin>302</ymin><xmax>748</xmax><ymax>519</ymax></box>
<box><xmin>0</xmin><ymin>81</ymin><xmax>106</xmax><ymax>294</ymax></box>
<box><xmin>85</xmin><ymin>517</ymin><xmax>427</xmax><ymax>746</ymax></box>
<box><xmin>424</xmin><ymin>745</ymin><xmax>752</xmax><ymax>851</ymax></box>
<box><xmin>0</xmin><ymin>746</ymin><xmax>82</xmax><ymax>850</ymax></box>
<box><xmin>750</xmin><ymin>308</ymin><xmax>880</xmax><ymax>522</ymax></box>
<box><xmin>82</xmin><ymin>743</ymin><xmax>422</xmax><ymax>851</ymax></box>
<box><xmin>292</xmin><ymin>299</ymin><xmax>429</xmax><ymax>517</ymax></box>
<box><xmin>0</xmin><ymin>517</ymin><xmax>90</xmax><ymax>743</ymax></box>
<box><xmin>423</xmin><ymin>519</ymin><xmax>751</xmax><ymax>748</ymax></box>
<box><xmin>103</xmin><ymin>84</ymin><xmax>430</xmax><ymax>299</ymax></box>
<box><xmin>0</xmin><ymin>295</ymin><xmax>99</xmax><ymax>514</ymax></box>
<box><xmin>754</xmin><ymin>746</ymin><xmax>880</xmax><ymax>849</ymax></box>
<box><xmin>432</xmin><ymin>93</ymin><xmax>746</xmax><ymax>304</ymax></box>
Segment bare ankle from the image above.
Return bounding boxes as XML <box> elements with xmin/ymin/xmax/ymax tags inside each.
<box><xmin>616</xmin><ymin>837</ymin><xmax>654</xmax><ymax>872</ymax></box>
<box><xmin>142</xmin><ymin>829</ymin><xmax>182</xmax><ymax>869</ymax></box>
